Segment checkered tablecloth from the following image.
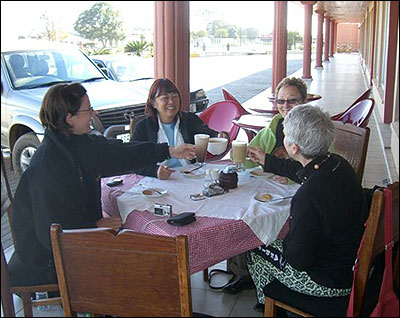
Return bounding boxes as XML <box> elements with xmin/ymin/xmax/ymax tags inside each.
<box><xmin>101</xmin><ymin>165</ymin><xmax>296</xmax><ymax>274</ymax></box>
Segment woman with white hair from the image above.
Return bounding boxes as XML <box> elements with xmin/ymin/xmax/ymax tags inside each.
<box><xmin>247</xmin><ymin>105</ymin><xmax>368</xmax><ymax>310</ymax></box>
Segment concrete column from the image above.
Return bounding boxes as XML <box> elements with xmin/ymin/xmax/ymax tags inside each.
<box><xmin>301</xmin><ymin>2</ymin><xmax>314</xmax><ymax>79</ymax></box>
<box><xmin>329</xmin><ymin>19</ymin><xmax>335</xmax><ymax>57</ymax></box>
<box><xmin>272</xmin><ymin>1</ymin><xmax>288</xmax><ymax>93</ymax></box>
<box><xmin>324</xmin><ymin>15</ymin><xmax>330</xmax><ymax>61</ymax></box>
<box><xmin>315</xmin><ymin>10</ymin><xmax>325</xmax><ymax>68</ymax></box>
<box><xmin>154</xmin><ymin>1</ymin><xmax>190</xmax><ymax>111</ymax></box>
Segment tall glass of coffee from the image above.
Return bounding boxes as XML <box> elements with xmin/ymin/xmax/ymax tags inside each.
<box><xmin>194</xmin><ymin>134</ymin><xmax>210</xmax><ymax>166</ymax></box>
<box><xmin>232</xmin><ymin>140</ymin><xmax>247</xmax><ymax>172</ymax></box>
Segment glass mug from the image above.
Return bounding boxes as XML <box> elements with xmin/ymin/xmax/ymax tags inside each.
<box><xmin>231</xmin><ymin>140</ymin><xmax>247</xmax><ymax>172</ymax></box>
<box><xmin>194</xmin><ymin>134</ymin><xmax>210</xmax><ymax>166</ymax></box>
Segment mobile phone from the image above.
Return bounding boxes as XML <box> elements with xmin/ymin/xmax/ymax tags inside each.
<box><xmin>107</xmin><ymin>177</ymin><xmax>123</xmax><ymax>187</ymax></box>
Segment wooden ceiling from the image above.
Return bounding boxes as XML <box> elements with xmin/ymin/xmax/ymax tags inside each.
<box><xmin>314</xmin><ymin>1</ymin><xmax>370</xmax><ymax>23</ymax></box>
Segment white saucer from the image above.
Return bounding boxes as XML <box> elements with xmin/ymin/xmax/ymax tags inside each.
<box><xmin>253</xmin><ymin>193</ymin><xmax>283</xmax><ymax>204</ymax></box>
<box><xmin>180</xmin><ymin>167</ymin><xmax>206</xmax><ymax>178</ymax></box>
<box><xmin>142</xmin><ymin>188</ymin><xmax>167</xmax><ymax>198</ymax></box>
<box><xmin>249</xmin><ymin>169</ymin><xmax>274</xmax><ymax>178</ymax></box>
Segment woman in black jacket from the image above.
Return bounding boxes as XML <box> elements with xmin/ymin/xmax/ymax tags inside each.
<box><xmin>9</xmin><ymin>82</ymin><xmax>195</xmax><ymax>286</ymax></box>
<box><xmin>247</xmin><ymin>105</ymin><xmax>368</xmax><ymax>308</ymax></box>
<box><xmin>131</xmin><ymin>78</ymin><xmax>229</xmax><ymax>179</ymax></box>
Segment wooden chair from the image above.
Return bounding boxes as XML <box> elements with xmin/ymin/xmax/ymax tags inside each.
<box><xmin>263</xmin><ymin>182</ymin><xmax>399</xmax><ymax>317</ymax></box>
<box><xmin>332</xmin><ymin>121</ymin><xmax>370</xmax><ymax>182</ymax></box>
<box><xmin>1</xmin><ymin>150</ymin><xmax>61</xmax><ymax>317</ymax></box>
<box><xmin>331</xmin><ymin>87</ymin><xmax>372</xmax><ymax>121</ymax></box>
<box><xmin>50</xmin><ymin>224</ymin><xmax>193</xmax><ymax>317</ymax></box>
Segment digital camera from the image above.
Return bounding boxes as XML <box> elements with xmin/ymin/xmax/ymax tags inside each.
<box><xmin>154</xmin><ymin>203</ymin><xmax>172</xmax><ymax>217</ymax></box>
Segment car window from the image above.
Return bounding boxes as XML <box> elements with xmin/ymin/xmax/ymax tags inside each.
<box><xmin>3</xmin><ymin>49</ymin><xmax>104</xmax><ymax>89</ymax></box>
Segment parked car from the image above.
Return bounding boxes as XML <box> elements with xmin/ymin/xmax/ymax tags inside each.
<box><xmin>1</xmin><ymin>41</ymin><xmax>147</xmax><ymax>178</ymax></box>
<box><xmin>90</xmin><ymin>54</ymin><xmax>209</xmax><ymax>113</ymax></box>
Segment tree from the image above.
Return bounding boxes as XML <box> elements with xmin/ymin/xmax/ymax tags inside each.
<box><xmin>287</xmin><ymin>31</ymin><xmax>302</xmax><ymax>50</ymax></box>
<box><xmin>74</xmin><ymin>2</ymin><xmax>125</xmax><ymax>48</ymax></box>
<box><xmin>40</xmin><ymin>13</ymin><xmax>57</xmax><ymax>41</ymax></box>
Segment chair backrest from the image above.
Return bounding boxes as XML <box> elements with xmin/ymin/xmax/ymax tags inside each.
<box><xmin>51</xmin><ymin>224</ymin><xmax>192</xmax><ymax>317</ymax></box>
<box><xmin>331</xmin><ymin>88</ymin><xmax>371</xmax><ymax>120</ymax></box>
<box><xmin>351</xmin><ymin>182</ymin><xmax>399</xmax><ymax>317</ymax></box>
<box><xmin>199</xmin><ymin>100</ymin><xmax>247</xmax><ymax>141</ymax></box>
<box><xmin>332</xmin><ymin>121</ymin><xmax>370</xmax><ymax>182</ymax></box>
<box><xmin>333</xmin><ymin>98</ymin><xmax>374</xmax><ymax>128</ymax></box>
<box><xmin>222</xmin><ymin>88</ymin><xmax>250</xmax><ymax>115</ymax></box>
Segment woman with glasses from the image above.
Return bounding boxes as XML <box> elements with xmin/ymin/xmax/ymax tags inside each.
<box><xmin>9</xmin><ymin>82</ymin><xmax>196</xmax><ymax>286</ymax></box>
<box><xmin>131</xmin><ymin>78</ymin><xmax>229</xmax><ymax>180</ymax></box>
<box><xmin>243</xmin><ymin>77</ymin><xmax>308</xmax><ymax>183</ymax></box>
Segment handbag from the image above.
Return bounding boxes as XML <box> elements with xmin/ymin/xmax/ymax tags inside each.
<box><xmin>347</xmin><ymin>188</ymin><xmax>399</xmax><ymax>317</ymax></box>
<box><xmin>369</xmin><ymin>188</ymin><xmax>399</xmax><ymax>317</ymax></box>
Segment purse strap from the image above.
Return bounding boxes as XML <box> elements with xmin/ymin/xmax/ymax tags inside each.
<box><xmin>378</xmin><ymin>188</ymin><xmax>394</xmax><ymax>296</ymax></box>
<box><xmin>347</xmin><ymin>187</ymin><xmax>393</xmax><ymax>317</ymax></box>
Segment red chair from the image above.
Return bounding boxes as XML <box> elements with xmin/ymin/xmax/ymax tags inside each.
<box><xmin>331</xmin><ymin>98</ymin><xmax>375</xmax><ymax>128</ymax></box>
<box><xmin>199</xmin><ymin>100</ymin><xmax>249</xmax><ymax>160</ymax></box>
<box><xmin>331</xmin><ymin>87</ymin><xmax>371</xmax><ymax>120</ymax></box>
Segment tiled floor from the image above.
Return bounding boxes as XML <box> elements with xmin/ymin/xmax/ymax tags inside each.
<box><xmin>2</xmin><ymin>53</ymin><xmax>398</xmax><ymax>317</ymax></box>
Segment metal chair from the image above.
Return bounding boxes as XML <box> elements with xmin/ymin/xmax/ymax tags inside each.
<box><xmin>263</xmin><ymin>182</ymin><xmax>399</xmax><ymax>317</ymax></box>
<box><xmin>331</xmin><ymin>121</ymin><xmax>370</xmax><ymax>182</ymax></box>
<box><xmin>50</xmin><ymin>224</ymin><xmax>192</xmax><ymax>317</ymax></box>
<box><xmin>1</xmin><ymin>150</ymin><xmax>61</xmax><ymax>317</ymax></box>
<box><xmin>331</xmin><ymin>88</ymin><xmax>372</xmax><ymax>121</ymax></box>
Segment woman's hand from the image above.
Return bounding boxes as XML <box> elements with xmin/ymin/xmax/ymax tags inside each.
<box><xmin>157</xmin><ymin>165</ymin><xmax>175</xmax><ymax>180</ymax></box>
<box><xmin>218</xmin><ymin>131</ymin><xmax>230</xmax><ymax>141</ymax></box>
<box><xmin>96</xmin><ymin>215</ymin><xmax>122</xmax><ymax>230</ymax></box>
<box><xmin>273</xmin><ymin>175</ymin><xmax>289</xmax><ymax>184</ymax></box>
<box><xmin>247</xmin><ymin>146</ymin><xmax>266</xmax><ymax>166</ymax></box>
<box><xmin>169</xmin><ymin>144</ymin><xmax>196</xmax><ymax>160</ymax></box>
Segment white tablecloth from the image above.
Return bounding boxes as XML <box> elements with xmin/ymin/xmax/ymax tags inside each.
<box><xmin>116</xmin><ymin>164</ymin><xmax>300</xmax><ymax>245</ymax></box>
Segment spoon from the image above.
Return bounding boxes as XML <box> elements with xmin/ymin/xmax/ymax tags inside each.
<box><xmin>143</xmin><ymin>189</ymin><xmax>162</xmax><ymax>195</ymax></box>
<box><xmin>183</xmin><ymin>165</ymin><xmax>205</xmax><ymax>174</ymax></box>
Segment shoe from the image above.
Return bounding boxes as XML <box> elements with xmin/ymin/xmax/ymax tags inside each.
<box><xmin>222</xmin><ymin>276</ymin><xmax>255</xmax><ymax>294</ymax></box>
<box><xmin>253</xmin><ymin>302</ymin><xmax>265</xmax><ymax>313</ymax></box>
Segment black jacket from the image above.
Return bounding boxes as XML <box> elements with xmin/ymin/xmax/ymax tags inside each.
<box><xmin>131</xmin><ymin>112</ymin><xmax>218</xmax><ymax>177</ymax></box>
<box><xmin>264</xmin><ymin>153</ymin><xmax>368</xmax><ymax>289</ymax></box>
<box><xmin>12</xmin><ymin>130</ymin><xmax>171</xmax><ymax>275</ymax></box>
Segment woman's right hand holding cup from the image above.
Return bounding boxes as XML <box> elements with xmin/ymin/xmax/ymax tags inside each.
<box><xmin>169</xmin><ymin>144</ymin><xmax>196</xmax><ymax>160</ymax></box>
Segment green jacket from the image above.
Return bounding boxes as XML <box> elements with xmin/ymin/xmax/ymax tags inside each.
<box><xmin>243</xmin><ymin>113</ymin><xmax>283</xmax><ymax>169</ymax></box>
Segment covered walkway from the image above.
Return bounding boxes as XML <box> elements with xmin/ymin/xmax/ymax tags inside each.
<box><xmin>2</xmin><ymin>51</ymin><xmax>398</xmax><ymax>317</ymax></box>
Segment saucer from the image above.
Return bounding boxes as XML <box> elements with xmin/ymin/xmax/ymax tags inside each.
<box><xmin>181</xmin><ymin>167</ymin><xmax>206</xmax><ymax>178</ymax></box>
<box><xmin>142</xmin><ymin>188</ymin><xmax>167</xmax><ymax>198</ymax></box>
<box><xmin>253</xmin><ymin>193</ymin><xmax>283</xmax><ymax>204</ymax></box>
<box><xmin>249</xmin><ymin>168</ymin><xmax>274</xmax><ymax>178</ymax></box>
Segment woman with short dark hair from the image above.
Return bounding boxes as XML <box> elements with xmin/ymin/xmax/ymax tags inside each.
<box><xmin>9</xmin><ymin>82</ymin><xmax>195</xmax><ymax>286</ymax></box>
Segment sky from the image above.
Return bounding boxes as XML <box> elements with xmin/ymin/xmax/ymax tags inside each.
<box><xmin>1</xmin><ymin>1</ymin><xmax>312</xmax><ymax>44</ymax></box>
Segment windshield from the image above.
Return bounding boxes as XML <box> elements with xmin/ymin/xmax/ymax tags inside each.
<box><xmin>105</xmin><ymin>57</ymin><xmax>152</xmax><ymax>82</ymax></box>
<box><xmin>3</xmin><ymin>48</ymin><xmax>104</xmax><ymax>89</ymax></box>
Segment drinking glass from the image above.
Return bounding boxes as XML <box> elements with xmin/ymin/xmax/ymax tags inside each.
<box><xmin>231</xmin><ymin>140</ymin><xmax>247</xmax><ymax>172</ymax></box>
<box><xmin>194</xmin><ymin>134</ymin><xmax>210</xmax><ymax>166</ymax></box>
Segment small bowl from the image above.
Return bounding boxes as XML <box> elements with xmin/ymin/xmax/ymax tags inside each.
<box><xmin>207</xmin><ymin>137</ymin><xmax>228</xmax><ymax>155</ymax></box>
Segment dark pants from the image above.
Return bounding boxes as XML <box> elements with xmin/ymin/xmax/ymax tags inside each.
<box><xmin>8</xmin><ymin>252</ymin><xmax>58</xmax><ymax>287</ymax></box>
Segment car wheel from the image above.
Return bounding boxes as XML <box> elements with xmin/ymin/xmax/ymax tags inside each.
<box><xmin>12</xmin><ymin>132</ymin><xmax>40</xmax><ymax>178</ymax></box>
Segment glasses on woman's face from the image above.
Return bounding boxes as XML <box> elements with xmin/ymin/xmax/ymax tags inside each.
<box><xmin>275</xmin><ymin>98</ymin><xmax>299</xmax><ymax>105</ymax></box>
<box><xmin>156</xmin><ymin>93</ymin><xmax>180</xmax><ymax>103</ymax></box>
<box><xmin>77</xmin><ymin>106</ymin><xmax>94</xmax><ymax>113</ymax></box>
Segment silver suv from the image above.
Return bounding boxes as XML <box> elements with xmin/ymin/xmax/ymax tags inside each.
<box><xmin>1</xmin><ymin>41</ymin><xmax>146</xmax><ymax>177</ymax></box>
